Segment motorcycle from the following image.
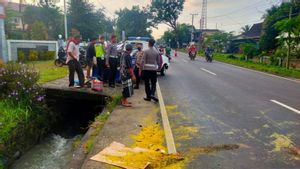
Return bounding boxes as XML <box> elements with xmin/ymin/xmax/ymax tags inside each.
<box><xmin>189</xmin><ymin>51</ymin><xmax>196</xmax><ymax>60</ymax></box>
<box><xmin>205</xmin><ymin>52</ymin><xmax>213</xmax><ymax>62</ymax></box>
<box><xmin>54</xmin><ymin>47</ymin><xmax>87</xmax><ymax>68</ymax></box>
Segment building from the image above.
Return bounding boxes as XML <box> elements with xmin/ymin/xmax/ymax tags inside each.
<box><xmin>6</xmin><ymin>2</ymin><xmax>29</xmax><ymax>30</ymax></box>
<box><xmin>236</xmin><ymin>23</ymin><xmax>263</xmax><ymax>42</ymax></box>
<box><xmin>229</xmin><ymin>23</ymin><xmax>263</xmax><ymax>53</ymax></box>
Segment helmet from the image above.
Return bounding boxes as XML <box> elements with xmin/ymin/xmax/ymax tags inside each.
<box><xmin>58</xmin><ymin>34</ymin><xmax>62</xmax><ymax>39</ymax></box>
<box><xmin>125</xmin><ymin>44</ymin><xmax>133</xmax><ymax>51</ymax></box>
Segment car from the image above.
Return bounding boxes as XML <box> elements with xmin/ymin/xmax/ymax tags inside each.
<box><xmin>124</xmin><ymin>38</ymin><xmax>170</xmax><ymax>76</ymax></box>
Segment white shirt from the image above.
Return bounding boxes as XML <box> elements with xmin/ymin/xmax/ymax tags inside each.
<box><xmin>66</xmin><ymin>41</ymin><xmax>79</xmax><ymax>63</ymax></box>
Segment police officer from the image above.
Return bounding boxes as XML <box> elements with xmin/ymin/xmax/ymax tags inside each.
<box><xmin>94</xmin><ymin>36</ymin><xmax>106</xmax><ymax>81</ymax></box>
<box><xmin>106</xmin><ymin>35</ymin><xmax>118</xmax><ymax>88</ymax></box>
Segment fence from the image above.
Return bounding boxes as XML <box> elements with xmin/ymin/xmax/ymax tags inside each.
<box><xmin>6</xmin><ymin>40</ymin><xmax>58</xmax><ymax>62</ymax></box>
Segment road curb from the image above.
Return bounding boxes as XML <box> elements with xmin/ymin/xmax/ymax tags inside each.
<box><xmin>157</xmin><ymin>82</ymin><xmax>177</xmax><ymax>154</ymax></box>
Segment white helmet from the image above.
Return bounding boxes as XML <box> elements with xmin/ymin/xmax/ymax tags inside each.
<box><xmin>58</xmin><ymin>34</ymin><xmax>62</xmax><ymax>39</ymax></box>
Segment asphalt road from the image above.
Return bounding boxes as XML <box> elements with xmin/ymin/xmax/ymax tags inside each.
<box><xmin>158</xmin><ymin>52</ymin><xmax>300</xmax><ymax>169</ymax></box>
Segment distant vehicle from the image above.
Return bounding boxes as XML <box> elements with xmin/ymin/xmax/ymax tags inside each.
<box><xmin>124</xmin><ymin>37</ymin><xmax>170</xmax><ymax>76</ymax></box>
<box><xmin>55</xmin><ymin>47</ymin><xmax>87</xmax><ymax>68</ymax></box>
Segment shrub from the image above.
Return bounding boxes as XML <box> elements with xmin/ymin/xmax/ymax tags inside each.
<box><xmin>39</xmin><ymin>51</ymin><xmax>55</xmax><ymax>60</ymax></box>
<box><xmin>45</xmin><ymin>51</ymin><xmax>55</xmax><ymax>60</ymax></box>
<box><xmin>0</xmin><ymin>63</ymin><xmax>44</xmax><ymax>108</ymax></box>
<box><xmin>28</xmin><ymin>50</ymin><xmax>38</xmax><ymax>61</ymax></box>
<box><xmin>240</xmin><ymin>43</ymin><xmax>260</xmax><ymax>59</ymax></box>
<box><xmin>17</xmin><ymin>51</ymin><xmax>26</xmax><ymax>62</ymax></box>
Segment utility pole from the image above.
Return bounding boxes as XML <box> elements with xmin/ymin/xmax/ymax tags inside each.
<box><xmin>64</xmin><ymin>0</ymin><xmax>68</xmax><ymax>40</ymax></box>
<box><xmin>0</xmin><ymin>0</ymin><xmax>7</xmax><ymax>62</ymax></box>
<box><xmin>284</xmin><ymin>0</ymin><xmax>293</xmax><ymax>68</ymax></box>
<box><xmin>190</xmin><ymin>13</ymin><xmax>198</xmax><ymax>42</ymax></box>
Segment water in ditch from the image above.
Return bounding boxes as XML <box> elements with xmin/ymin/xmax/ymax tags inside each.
<box><xmin>10</xmin><ymin>90</ymin><xmax>105</xmax><ymax>169</ymax></box>
<box><xmin>10</xmin><ymin>134</ymin><xmax>79</xmax><ymax>169</ymax></box>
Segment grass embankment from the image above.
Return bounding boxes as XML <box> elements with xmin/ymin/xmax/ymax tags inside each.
<box><xmin>78</xmin><ymin>95</ymin><xmax>122</xmax><ymax>154</ymax></box>
<box><xmin>27</xmin><ymin>60</ymin><xmax>68</xmax><ymax>84</ymax></box>
<box><xmin>212</xmin><ymin>53</ymin><xmax>300</xmax><ymax>79</ymax></box>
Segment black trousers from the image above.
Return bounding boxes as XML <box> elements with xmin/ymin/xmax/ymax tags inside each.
<box><xmin>143</xmin><ymin>70</ymin><xmax>157</xmax><ymax>98</ymax></box>
<box><xmin>109</xmin><ymin>57</ymin><xmax>118</xmax><ymax>86</ymax></box>
<box><xmin>134</xmin><ymin>67</ymin><xmax>141</xmax><ymax>87</ymax></box>
<box><xmin>96</xmin><ymin>58</ymin><xmax>105</xmax><ymax>81</ymax></box>
<box><xmin>68</xmin><ymin>59</ymin><xmax>84</xmax><ymax>87</ymax></box>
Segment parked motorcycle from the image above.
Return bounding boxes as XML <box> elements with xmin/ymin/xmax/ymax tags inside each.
<box><xmin>189</xmin><ymin>51</ymin><xmax>196</xmax><ymax>60</ymax></box>
<box><xmin>54</xmin><ymin>47</ymin><xmax>87</xmax><ymax>68</ymax></box>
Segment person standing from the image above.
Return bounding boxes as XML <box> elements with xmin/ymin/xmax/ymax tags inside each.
<box><xmin>86</xmin><ymin>37</ymin><xmax>97</xmax><ymax>79</ymax></box>
<box><xmin>106</xmin><ymin>35</ymin><xmax>118</xmax><ymax>88</ymax></box>
<box><xmin>134</xmin><ymin>43</ymin><xmax>143</xmax><ymax>89</ymax></box>
<box><xmin>66</xmin><ymin>35</ymin><xmax>85</xmax><ymax>88</ymax></box>
<box><xmin>94</xmin><ymin>36</ymin><xmax>106</xmax><ymax>81</ymax></box>
<box><xmin>120</xmin><ymin>44</ymin><xmax>136</xmax><ymax>107</ymax></box>
<box><xmin>141</xmin><ymin>39</ymin><xmax>161</xmax><ymax>102</ymax></box>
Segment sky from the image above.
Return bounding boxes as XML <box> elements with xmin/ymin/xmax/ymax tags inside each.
<box><xmin>13</xmin><ymin>0</ymin><xmax>282</xmax><ymax>39</ymax></box>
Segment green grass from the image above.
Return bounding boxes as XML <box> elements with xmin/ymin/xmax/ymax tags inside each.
<box><xmin>0</xmin><ymin>101</ymin><xmax>29</xmax><ymax>144</ymax></box>
<box><xmin>212</xmin><ymin>53</ymin><xmax>300</xmax><ymax>79</ymax></box>
<box><xmin>27</xmin><ymin>60</ymin><xmax>68</xmax><ymax>84</ymax></box>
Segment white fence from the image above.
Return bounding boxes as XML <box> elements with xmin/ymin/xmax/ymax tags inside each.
<box><xmin>6</xmin><ymin>40</ymin><xmax>58</xmax><ymax>61</ymax></box>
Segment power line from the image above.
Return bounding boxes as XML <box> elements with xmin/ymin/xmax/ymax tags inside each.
<box><xmin>207</xmin><ymin>0</ymin><xmax>270</xmax><ymax>19</ymax></box>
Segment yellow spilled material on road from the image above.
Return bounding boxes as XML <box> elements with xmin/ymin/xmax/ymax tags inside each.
<box><xmin>90</xmin><ymin>124</ymin><xmax>186</xmax><ymax>169</ymax></box>
<box><xmin>271</xmin><ymin>133</ymin><xmax>294</xmax><ymax>152</ymax></box>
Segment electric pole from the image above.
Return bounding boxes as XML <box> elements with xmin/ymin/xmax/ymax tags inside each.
<box><xmin>64</xmin><ymin>0</ymin><xmax>68</xmax><ymax>40</ymax></box>
<box><xmin>190</xmin><ymin>13</ymin><xmax>198</xmax><ymax>42</ymax></box>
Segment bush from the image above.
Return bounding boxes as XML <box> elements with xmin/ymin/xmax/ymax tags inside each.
<box><xmin>240</xmin><ymin>43</ymin><xmax>260</xmax><ymax>59</ymax></box>
<box><xmin>28</xmin><ymin>50</ymin><xmax>38</xmax><ymax>61</ymax></box>
<box><xmin>0</xmin><ymin>63</ymin><xmax>53</xmax><ymax>167</ymax></box>
<box><xmin>39</xmin><ymin>51</ymin><xmax>55</xmax><ymax>60</ymax></box>
<box><xmin>0</xmin><ymin>63</ymin><xmax>44</xmax><ymax>107</ymax></box>
<box><xmin>17</xmin><ymin>51</ymin><xmax>26</xmax><ymax>62</ymax></box>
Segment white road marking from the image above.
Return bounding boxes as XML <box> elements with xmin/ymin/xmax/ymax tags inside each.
<box><xmin>217</xmin><ymin>61</ymin><xmax>300</xmax><ymax>84</ymax></box>
<box><xmin>270</xmin><ymin>100</ymin><xmax>300</xmax><ymax>115</ymax></box>
<box><xmin>201</xmin><ymin>68</ymin><xmax>217</xmax><ymax>76</ymax></box>
<box><xmin>157</xmin><ymin>82</ymin><xmax>177</xmax><ymax>154</ymax></box>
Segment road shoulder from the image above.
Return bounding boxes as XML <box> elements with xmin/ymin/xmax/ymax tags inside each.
<box><xmin>79</xmin><ymin>85</ymin><xmax>161</xmax><ymax>169</ymax></box>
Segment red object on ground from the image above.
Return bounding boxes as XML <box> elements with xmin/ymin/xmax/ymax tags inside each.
<box><xmin>91</xmin><ymin>80</ymin><xmax>103</xmax><ymax>91</ymax></box>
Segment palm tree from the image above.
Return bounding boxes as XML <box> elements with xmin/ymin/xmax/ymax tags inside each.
<box><xmin>241</xmin><ymin>25</ymin><xmax>251</xmax><ymax>34</ymax></box>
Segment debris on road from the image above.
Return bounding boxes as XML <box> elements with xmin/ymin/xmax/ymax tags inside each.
<box><xmin>90</xmin><ymin>124</ymin><xmax>185</xmax><ymax>169</ymax></box>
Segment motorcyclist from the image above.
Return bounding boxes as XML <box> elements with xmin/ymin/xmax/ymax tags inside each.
<box><xmin>205</xmin><ymin>46</ymin><xmax>213</xmax><ymax>61</ymax></box>
<box><xmin>188</xmin><ymin>44</ymin><xmax>197</xmax><ymax>56</ymax></box>
<box><xmin>165</xmin><ymin>46</ymin><xmax>171</xmax><ymax>60</ymax></box>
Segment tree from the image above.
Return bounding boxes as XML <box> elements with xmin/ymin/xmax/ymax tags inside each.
<box><xmin>68</xmin><ymin>0</ymin><xmax>113</xmax><ymax>40</ymax></box>
<box><xmin>23</xmin><ymin>2</ymin><xmax>63</xmax><ymax>40</ymax></box>
<box><xmin>4</xmin><ymin>6</ymin><xmax>27</xmax><ymax>39</ymax></box>
<box><xmin>241</xmin><ymin>25</ymin><xmax>251</xmax><ymax>34</ymax></box>
<box><xmin>260</xmin><ymin>2</ymin><xmax>300</xmax><ymax>52</ymax></box>
<box><xmin>30</xmin><ymin>21</ymin><xmax>48</xmax><ymax>40</ymax></box>
<box><xmin>205</xmin><ymin>32</ymin><xmax>234</xmax><ymax>53</ymax></box>
<box><xmin>149</xmin><ymin>0</ymin><xmax>185</xmax><ymax>30</ymax></box>
<box><xmin>161</xmin><ymin>23</ymin><xmax>194</xmax><ymax>48</ymax></box>
<box><xmin>116</xmin><ymin>6</ymin><xmax>151</xmax><ymax>38</ymax></box>
<box><xmin>274</xmin><ymin>15</ymin><xmax>300</xmax><ymax>68</ymax></box>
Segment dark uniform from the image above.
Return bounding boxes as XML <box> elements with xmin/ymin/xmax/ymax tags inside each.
<box><xmin>106</xmin><ymin>43</ymin><xmax>118</xmax><ymax>87</ymax></box>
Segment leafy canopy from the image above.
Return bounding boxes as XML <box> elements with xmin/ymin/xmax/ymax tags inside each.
<box><xmin>149</xmin><ymin>0</ymin><xmax>185</xmax><ymax>30</ymax></box>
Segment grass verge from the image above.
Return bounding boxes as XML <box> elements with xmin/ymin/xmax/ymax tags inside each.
<box><xmin>27</xmin><ymin>60</ymin><xmax>68</xmax><ymax>84</ymax></box>
<box><xmin>212</xmin><ymin>53</ymin><xmax>300</xmax><ymax>79</ymax></box>
<box><xmin>82</xmin><ymin>95</ymin><xmax>122</xmax><ymax>154</ymax></box>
